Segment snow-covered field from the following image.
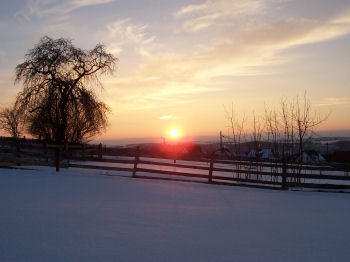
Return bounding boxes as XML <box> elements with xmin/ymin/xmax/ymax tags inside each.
<box><xmin>1</xmin><ymin>166</ymin><xmax>350</xmax><ymax>262</ymax></box>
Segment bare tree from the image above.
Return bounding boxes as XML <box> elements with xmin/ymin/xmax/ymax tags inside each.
<box><xmin>264</xmin><ymin>94</ymin><xmax>328</xmax><ymax>163</ymax></box>
<box><xmin>264</xmin><ymin>104</ymin><xmax>280</xmax><ymax>156</ymax></box>
<box><xmin>0</xmin><ymin>105</ymin><xmax>24</xmax><ymax>138</ymax></box>
<box><xmin>293</xmin><ymin>93</ymin><xmax>329</xmax><ymax>162</ymax></box>
<box><xmin>14</xmin><ymin>36</ymin><xmax>117</xmax><ymax>144</ymax></box>
<box><xmin>224</xmin><ymin>103</ymin><xmax>246</xmax><ymax>156</ymax></box>
<box><xmin>280</xmin><ymin>97</ymin><xmax>296</xmax><ymax>160</ymax></box>
<box><xmin>251</xmin><ymin>110</ymin><xmax>263</xmax><ymax>152</ymax></box>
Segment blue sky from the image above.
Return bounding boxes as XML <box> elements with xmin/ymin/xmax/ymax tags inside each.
<box><xmin>1</xmin><ymin>0</ymin><xmax>350</xmax><ymax>139</ymax></box>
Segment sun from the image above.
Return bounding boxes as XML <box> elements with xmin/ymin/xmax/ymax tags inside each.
<box><xmin>170</xmin><ymin>129</ymin><xmax>179</xmax><ymax>138</ymax></box>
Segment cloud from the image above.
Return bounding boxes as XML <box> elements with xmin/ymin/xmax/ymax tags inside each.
<box><xmin>175</xmin><ymin>0</ymin><xmax>276</xmax><ymax>32</ymax></box>
<box><xmin>253</xmin><ymin>18</ymin><xmax>350</xmax><ymax>48</ymax></box>
<box><xmin>140</xmin><ymin>13</ymin><xmax>350</xmax><ymax>79</ymax></box>
<box><xmin>316</xmin><ymin>98</ymin><xmax>350</xmax><ymax>107</ymax></box>
<box><xmin>105</xmin><ymin>19</ymin><xmax>156</xmax><ymax>56</ymax></box>
<box><xmin>198</xmin><ymin>17</ymin><xmax>350</xmax><ymax>72</ymax></box>
<box><xmin>332</xmin><ymin>9</ymin><xmax>350</xmax><ymax>24</ymax></box>
<box><xmin>171</xmin><ymin>1</ymin><xmax>350</xmax><ymax>77</ymax></box>
<box><xmin>160</xmin><ymin>115</ymin><xmax>173</xmax><ymax>120</ymax></box>
<box><xmin>174</xmin><ymin>3</ymin><xmax>208</xmax><ymax>17</ymax></box>
<box><xmin>98</xmin><ymin>1</ymin><xmax>350</xmax><ymax>111</ymax></box>
<box><xmin>174</xmin><ymin>0</ymin><xmax>350</xmax><ymax>54</ymax></box>
<box><xmin>41</xmin><ymin>21</ymin><xmax>71</xmax><ymax>34</ymax></box>
<box><xmin>105</xmin><ymin>73</ymin><xmax>216</xmax><ymax>110</ymax></box>
<box><xmin>106</xmin><ymin>19</ymin><xmax>154</xmax><ymax>45</ymax></box>
<box><xmin>102</xmin><ymin>6</ymin><xmax>350</xmax><ymax>110</ymax></box>
<box><xmin>15</xmin><ymin>0</ymin><xmax>115</xmax><ymax>21</ymax></box>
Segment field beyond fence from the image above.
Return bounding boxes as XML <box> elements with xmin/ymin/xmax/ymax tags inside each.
<box><xmin>1</xmin><ymin>137</ymin><xmax>350</xmax><ymax>192</ymax></box>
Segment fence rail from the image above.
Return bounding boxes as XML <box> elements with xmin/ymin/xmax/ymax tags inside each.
<box><xmin>1</xmin><ymin>138</ymin><xmax>350</xmax><ymax>191</ymax></box>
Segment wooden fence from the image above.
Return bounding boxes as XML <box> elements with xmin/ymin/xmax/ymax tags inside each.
<box><xmin>69</xmin><ymin>154</ymin><xmax>350</xmax><ymax>191</ymax></box>
<box><xmin>1</xmin><ymin>138</ymin><xmax>350</xmax><ymax>191</ymax></box>
<box><xmin>0</xmin><ymin>138</ymin><xmax>100</xmax><ymax>171</ymax></box>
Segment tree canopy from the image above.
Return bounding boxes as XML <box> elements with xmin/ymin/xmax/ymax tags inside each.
<box><xmin>15</xmin><ymin>36</ymin><xmax>117</xmax><ymax>144</ymax></box>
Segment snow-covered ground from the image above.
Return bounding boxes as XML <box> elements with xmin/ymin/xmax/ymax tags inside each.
<box><xmin>1</xmin><ymin>166</ymin><xmax>350</xmax><ymax>262</ymax></box>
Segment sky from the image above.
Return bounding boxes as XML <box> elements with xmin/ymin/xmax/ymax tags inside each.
<box><xmin>0</xmin><ymin>0</ymin><xmax>350</xmax><ymax>141</ymax></box>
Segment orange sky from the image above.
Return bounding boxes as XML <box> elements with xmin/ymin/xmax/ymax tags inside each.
<box><xmin>1</xmin><ymin>0</ymin><xmax>350</xmax><ymax>140</ymax></box>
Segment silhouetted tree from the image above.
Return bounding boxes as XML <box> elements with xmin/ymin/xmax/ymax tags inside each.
<box><xmin>224</xmin><ymin>103</ymin><xmax>246</xmax><ymax>155</ymax></box>
<box><xmin>0</xmin><ymin>105</ymin><xmax>24</xmax><ymax>138</ymax></box>
<box><xmin>264</xmin><ymin>103</ymin><xmax>281</xmax><ymax>157</ymax></box>
<box><xmin>15</xmin><ymin>36</ymin><xmax>117</xmax><ymax>144</ymax></box>
<box><xmin>293</xmin><ymin>93</ymin><xmax>328</xmax><ymax>162</ymax></box>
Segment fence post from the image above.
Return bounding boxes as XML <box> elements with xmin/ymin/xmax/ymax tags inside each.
<box><xmin>281</xmin><ymin>159</ymin><xmax>287</xmax><ymax>190</ymax></box>
<box><xmin>132</xmin><ymin>146</ymin><xmax>140</xmax><ymax>177</ymax></box>
<box><xmin>98</xmin><ymin>143</ymin><xmax>102</xmax><ymax>160</ymax></box>
<box><xmin>55</xmin><ymin>146</ymin><xmax>60</xmax><ymax>172</ymax></box>
<box><xmin>208</xmin><ymin>158</ymin><xmax>214</xmax><ymax>183</ymax></box>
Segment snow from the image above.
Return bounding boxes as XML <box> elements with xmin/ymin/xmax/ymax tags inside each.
<box><xmin>1</xmin><ymin>166</ymin><xmax>350</xmax><ymax>262</ymax></box>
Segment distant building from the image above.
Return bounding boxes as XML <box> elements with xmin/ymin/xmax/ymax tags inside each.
<box><xmin>247</xmin><ymin>149</ymin><xmax>259</xmax><ymax>159</ymax></box>
<box><xmin>298</xmin><ymin>150</ymin><xmax>326</xmax><ymax>163</ymax></box>
<box><xmin>247</xmin><ymin>148</ymin><xmax>277</xmax><ymax>160</ymax></box>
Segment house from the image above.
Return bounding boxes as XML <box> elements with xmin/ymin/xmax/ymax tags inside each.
<box><xmin>299</xmin><ymin>150</ymin><xmax>326</xmax><ymax>163</ymax></box>
<box><xmin>247</xmin><ymin>149</ymin><xmax>258</xmax><ymax>158</ymax></box>
<box><xmin>260</xmin><ymin>149</ymin><xmax>277</xmax><ymax>160</ymax></box>
<box><xmin>248</xmin><ymin>148</ymin><xmax>277</xmax><ymax>160</ymax></box>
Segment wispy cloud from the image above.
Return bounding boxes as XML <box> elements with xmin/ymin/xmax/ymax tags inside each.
<box><xmin>106</xmin><ymin>19</ymin><xmax>155</xmax><ymax>45</ymax></box>
<box><xmin>15</xmin><ymin>0</ymin><xmax>115</xmax><ymax>21</ymax></box>
<box><xmin>196</xmin><ymin>16</ymin><xmax>350</xmax><ymax>74</ymax></box>
<box><xmin>130</xmin><ymin>12</ymin><xmax>350</xmax><ymax>79</ymax></box>
<box><xmin>105</xmin><ymin>18</ymin><xmax>156</xmax><ymax>56</ymax></box>
<box><xmin>172</xmin><ymin>1</ymin><xmax>350</xmax><ymax>77</ymax></box>
<box><xmin>102</xmin><ymin>3</ymin><xmax>350</xmax><ymax>110</ymax></box>
<box><xmin>106</xmin><ymin>73</ymin><xmax>216</xmax><ymax>110</ymax></box>
<box><xmin>159</xmin><ymin>115</ymin><xmax>173</xmax><ymax>120</ymax></box>
<box><xmin>316</xmin><ymin>98</ymin><xmax>350</xmax><ymax>107</ymax></box>
<box><xmin>174</xmin><ymin>3</ymin><xmax>208</xmax><ymax>17</ymax></box>
<box><xmin>175</xmin><ymin>0</ymin><xmax>276</xmax><ymax>32</ymax></box>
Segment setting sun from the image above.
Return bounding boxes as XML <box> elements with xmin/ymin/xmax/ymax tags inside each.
<box><xmin>170</xmin><ymin>129</ymin><xmax>179</xmax><ymax>138</ymax></box>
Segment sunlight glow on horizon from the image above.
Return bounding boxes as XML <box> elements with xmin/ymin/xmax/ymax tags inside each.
<box><xmin>170</xmin><ymin>129</ymin><xmax>180</xmax><ymax>139</ymax></box>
